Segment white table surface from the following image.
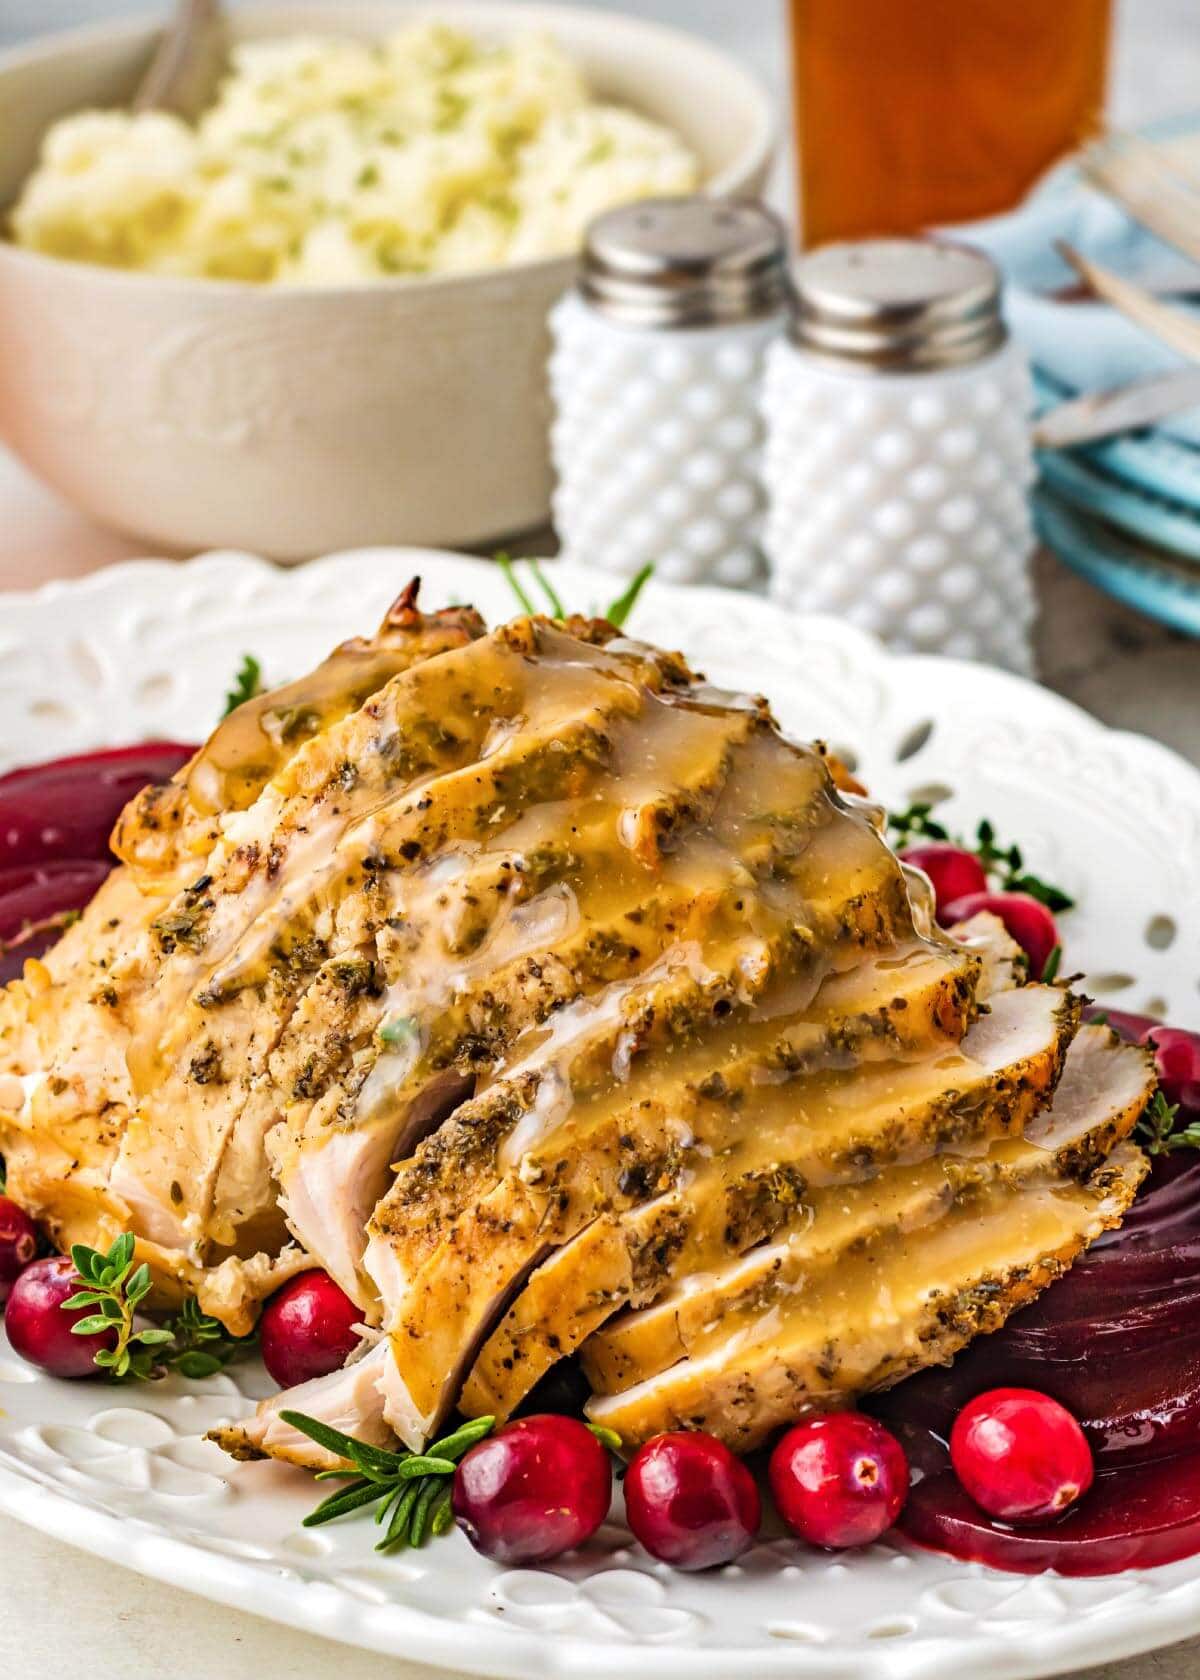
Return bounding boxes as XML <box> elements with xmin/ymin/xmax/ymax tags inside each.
<box><xmin>3</xmin><ymin>3</ymin><xmax>1200</xmax><ymax>1677</ymax></box>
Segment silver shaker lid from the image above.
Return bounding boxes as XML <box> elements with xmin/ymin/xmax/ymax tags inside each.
<box><xmin>789</xmin><ymin>238</ymin><xmax>1007</xmax><ymax>371</ymax></box>
<box><xmin>581</xmin><ymin>197</ymin><xmax>788</xmax><ymax>329</ymax></box>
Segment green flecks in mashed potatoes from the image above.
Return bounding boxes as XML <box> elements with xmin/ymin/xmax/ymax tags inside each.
<box><xmin>10</xmin><ymin>24</ymin><xmax>700</xmax><ymax>283</ymax></box>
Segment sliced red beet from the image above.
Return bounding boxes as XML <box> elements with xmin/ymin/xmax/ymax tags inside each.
<box><xmin>0</xmin><ymin>860</ymin><xmax>112</xmax><ymax>982</ymax></box>
<box><xmin>899</xmin><ymin>1449</ymin><xmax>1200</xmax><ymax>1577</ymax></box>
<box><xmin>0</xmin><ymin>741</ymin><xmax>195</xmax><ymax>868</ymax></box>
<box><xmin>874</xmin><ymin>1154</ymin><xmax>1200</xmax><ymax>1473</ymax></box>
<box><xmin>872</xmin><ymin>1095</ymin><xmax>1200</xmax><ymax>1575</ymax></box>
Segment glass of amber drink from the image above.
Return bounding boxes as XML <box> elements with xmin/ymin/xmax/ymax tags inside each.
<box><xmin>790</xmin><ymin>0</ymin><xmax>1112</xmax><ymax>247</ymax></box>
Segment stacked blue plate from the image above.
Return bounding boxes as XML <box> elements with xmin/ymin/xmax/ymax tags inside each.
<box><xmin>957</xmin><ymin>119</ymin><xmax>1200</xmax><ymax>635</ymax></box>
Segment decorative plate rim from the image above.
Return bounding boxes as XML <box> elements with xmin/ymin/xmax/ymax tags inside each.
<box><xmin>2</xmin><ymin>547</ymin><xmax>1200</xmax><ymax>1680</ymax></box>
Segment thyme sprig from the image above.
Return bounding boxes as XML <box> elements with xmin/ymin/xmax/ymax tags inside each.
<box><xmin>64</xmin><ymin>1234</ymin><xmax>171</xmax><ymax>1379</ymax></box>
<box><xmin>63</xmin><ymin>1233</ymin><xmax>256</xmax><ymax>1380</ymax></box>
<box><xmin>282</xmin><ymin>1410</ymin><xmax>496</xmax><ymax>1550</ymax></box>
<box><xmin>497</xmin><ymin>555</ymin><xmax>653</xmax><ymax>630</ymax></box>
<box><xmin>166</xmin><ymin>1294</ymin><xmax>259</xmax><ymax>1379</ymax></box>
<box><xmin>222</xmin><ymin>653</ymin><xmax>265</xmax><ymax>718</ymax></box>
<box><xmin>888</xmin><ymin>805</ymin><xmax>1075</xmax><ymax>915</ymax></box>
<box><xmin>974</xmin><ymin>818</ymin><xmax>1076</xmax><ymax>914</ymax></box>
<box><xmin>1137</xmin><ymin>1089</ymin><xmax>1200</xmax><ymax>1156</ymax></box>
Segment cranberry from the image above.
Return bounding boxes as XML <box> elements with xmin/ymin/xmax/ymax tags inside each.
<box><xmin>623</xmin><ymin>1431</ymin><xmax>760</xmax><ymax>1570</ymax></box>
<box><xmin>769</xmin><ymin>1413</ymin><xmax>909</xmax><ymax>1549</ymax></box>
<box><xmin>0</xmin><ymin>1196</ymin><xmax>38</xmax><ymax>1304</ymax></box>
<box><xmin>259</xmin><ymin>1270</ymin><xmax>362</xmax><ymax>1388</ymax></box>
<box><xmin>4</xmin><ymin>1255</ymin><xmax>113</xmax><ymax>1377</ymax></box>
<box><xmin>1140</xmin><ymin>1026</ymin><xmax>1200</xmax><ymax>1113</ymax></box>
<box><xmin>453</xmin><ymin>1414</ymin><xmax>612</xmax><ymax>1564</ymax></box>
<box><xmin>899</xmin><ymin>844</ymin><xmax>987</xmax><ymax>920</ymax></box>
<box><xmin>941</xmin><ymin>889</ymin><xmax>1060</xmax><ymax>979</ymax></box>
<box><xmin>950</xmin><ymin>1387</ymin><xmax>1094</xmax><ymax>1525</ymax></box>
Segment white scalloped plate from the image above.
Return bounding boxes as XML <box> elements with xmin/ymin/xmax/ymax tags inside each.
<box><xmin>1</xmin><ymin>548</ymin><xmax>1199</xmax><ymax>1680</ymax></box>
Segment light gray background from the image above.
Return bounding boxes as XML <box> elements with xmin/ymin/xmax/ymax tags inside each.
<box><xmin>2</xmin><ymin>3</ymin><xmax>1200</xmax><ymax>1678</ymax></box>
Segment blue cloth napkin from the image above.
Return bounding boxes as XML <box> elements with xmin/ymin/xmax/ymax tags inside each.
<box><xmin>953</xmin><ymin>152</ymin><xmax>1200</xmax><ymax>446</ymax></box>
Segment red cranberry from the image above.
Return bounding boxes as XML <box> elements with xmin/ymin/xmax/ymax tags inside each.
<box><xmin>769</xmin><ymin>1413</ymin><xmax>909</xmax><ymax>1549</ymax></box>
<box><xmin>0</xmin><ymin>1196</ymin><xmax>38</xmax><ymax>1305</ymax></box>
<box><xmin>899</xmin><ymin>844</ymin><xmax>987</xmax><ymax>920</ymax></box>
<box><xmin>950</xmin><ymin>1387</ymin><xmax>1094</xmax><ymax>1525</ymax></box>
<box><xmin>452</xmin><ymin>1414</ymin><xmax>612</xmax><ymax>1564</ymax></box>
<box><xmin>259</xmin><ymin>1270</ymin><xmax>362</xmax><ymax>1388</ymax></box>
<box><xmin>1140</xmin><ymin>1026</ymin><xmax>1200</xmax><ymax>1113</ymax></box>
<box><xmin>623</xmin><ymin>1431</ymin><xmax>760</xmax><ymax>1570</ymax></box>
<box><xmin>4</xmin><ymin>1255</ymin><xmax>113</xmax><ymax>1378</ymax></box>
<box><xmin>941</xmin><ymin>889</ymin><xmax>1060</xmax><ymax>979</ymax></box>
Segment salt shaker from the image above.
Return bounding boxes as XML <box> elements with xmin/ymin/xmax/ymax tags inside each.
<box><xmin>550</xmin><ymin>197</ymin><xmax>788</xmax><ymax>588</ymax></box>
<box><xmin>762</xmin><ymin>238</ymin><xmax>1036</xmax><ymax>673</ymax></box>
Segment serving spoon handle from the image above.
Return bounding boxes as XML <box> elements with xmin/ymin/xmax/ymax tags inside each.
<box><xmin>132</xmin><ymin>0</ymin><xmax>227</xmax><ymax>121</ymax></box>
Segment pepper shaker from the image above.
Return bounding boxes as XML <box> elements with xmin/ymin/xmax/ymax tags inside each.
<box><xmin>549</xmin><ymin>197</ymin><xmax>788</xmax><ymax>588</ymax></box>
<box><xmin>762</xmin><ymin>238</ymin><xmax>1036</xmax><ymax>673</ymax></box>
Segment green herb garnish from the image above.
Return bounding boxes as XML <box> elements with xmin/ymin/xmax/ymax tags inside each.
<box><xmin>496</xmin><ymin>553</ymin><xmax>536</xmax><ymax>615</ymax></box>
<box><xmin>887</xmin><ymin>806</ymin><xmax>1075</xmax><ymax>915</ymax></box>
<box><xmin>282</xmin><ymin>1410</ymin><xmax>496</xmax><ymax>1550</ymax></box>
<box><xmin>1137</xmin><ymin>1089</ymin><xmax>1200</xmax><ymax>1155</ymax></box>
<box><xmin>973</xmin><ymin>819</ymin><xmax>1076</xmax><ymax>913</ymax></box>
<box><xmin>887</xmin><ymin>802</ymin><xmax>950</xmax><ymax>846</ymax></box>
<box><xmin>62</xmin><ymin>1234</ymin><xmax>256</xmax><ymax>1381</ymax></box>
<box><xmin>497</xmin><ymin>556</ymin><xmax>654</xmax><ymax>631</ymax></box>
<box><xmin>222</xmin><ymin>653</ymin><xmax>265</xmax><ymax>718</ymax></box>
<box><xmin>1041</xmin><ymin>944</ymin><xmax>1063</xmax><ymax>984</ymax></box>
<box><xmin>63</xmin><ymin>1234</ymin><xmax>171</xmax><ymax>1379</ymax></box>
<box><xmin>165</xmin><ymin>1294</ymin><xmax>258</xmax><ymax>1379</ymax></box>
<box><xmin>605</xmin><ymin>564</ymin><xmax>654</xmax><ymax>630</ymax></box>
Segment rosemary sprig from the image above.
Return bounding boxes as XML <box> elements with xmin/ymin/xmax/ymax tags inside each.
<box><xmin>1137</xmin><ymin>1089</ymin><xmax>1200</xmax><ymax>1155</ymax></box>
<box><xmin>222</xmin><ymin>653</ymin><xmax>265</xmax><ymax>718</ymax></box>
<box><xmin>887</xmin><ymin>806</ymin><xmax>1075</xmax><ymax>915</ymax></box>
<box><xmin>281</xmin><ymin>1410</ymin><xmax>496</xmax><ymax>1550</ymax></box>
<box><xmin>62</xmin><ymin>1234</ymin><xmax>256</xmax><ymax>1380</ymax></box>
<box><xmin>497</xmin><ymin>556</ymin><xmax>654</xmax><ymax>631</ymax></box>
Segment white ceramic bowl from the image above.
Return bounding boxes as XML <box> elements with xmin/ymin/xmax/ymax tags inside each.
<box><xmin>0</xmin><ymin>3</ymin><xmax>773</xmax><ymax>560</ymax></box>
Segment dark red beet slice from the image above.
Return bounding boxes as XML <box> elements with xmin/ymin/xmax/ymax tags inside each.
<box><xmin>899</xmin><ymin>1449</ymin><xmax>1200</xmax><ymax>1577</ymax></box>
<box><xmin>0</xmin><ymin>860</ymin><xmax>111</xmax><ymax>982</ymax></box>
<box><xmin>0</xmin><ymin>741</ymin><xmax>195</xmax><ymax>867</ymax></box>
<box><xmin>875</xmin><ymin>1154</ymin><xmax>1200</xmax><ymax>1472</ymax></box>
<box><xmin>871</xmin><ymin>1069</ymin><xmax>1200</xmax><ymax>1575</ymax></box>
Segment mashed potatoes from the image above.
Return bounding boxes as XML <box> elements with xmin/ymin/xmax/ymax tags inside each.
<box><xmin>11</xmin><ymin>24</ymin><xmax>700</xmax><ymax>283</ymax></box>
